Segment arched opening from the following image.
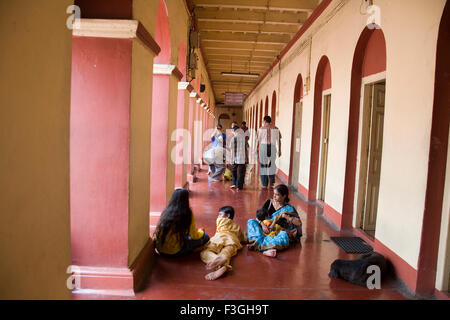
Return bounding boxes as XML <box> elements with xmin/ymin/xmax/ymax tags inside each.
<box><xmin>218</xmin><ymin>113</ymin><xmax>231</xmax><ymax>130</ymax></box>
<box><xmin>289</xmin><ymin>74</ymin><xmax>304</xmax><ymax>192</ymax></box>
<box><xmin>342</xmin><ymin>27</ymin><xmax>387</xmax><ymax>232</ymax></box>
<box><xmin>174</xmin><ymin>40</ymin><xmax>186</xmax><ymax>188</ymax></box>
<box><xmin>271</xmin><ymin>91</ymin><xmax>277</xmax><ymax>125</ymax></box>
<box><xmin>309</xmin><ymin>56</ymin><xmax>332</xmax><ymax>202</ymax></box>
<box><xmin>259</xmin><ymin>100</ymin><xmax>263</xmax><ymax>128</ymax></box>
<box><xmin>264</xmin><ymin>96</ymin><xmax>269</xmax><ymax>119</ymax></box>
<box><xmin>150</xmin><ymin>0</ymin><xmax>172</xmax><ymax>216</ymax></box>
<box><xmin>417</xmin><ymin>1</ymin><xmax>450</xmax><ymax>296</ymax></box>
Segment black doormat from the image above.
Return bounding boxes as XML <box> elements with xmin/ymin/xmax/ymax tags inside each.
<box><xmin>330</xmin><ymin>237</ymin><xmax>373</xmax><ymax>254</ymax></box>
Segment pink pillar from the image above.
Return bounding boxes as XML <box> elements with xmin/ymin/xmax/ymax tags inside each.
<box><xmin>71</xmin><ymin>36</ymin><xmax>131</xmax><ymax>270</ymax></box>
<box><xmin>70</xmin><ymin>33</ymin><xmax>159</xmax><ymax>294</ymax></box>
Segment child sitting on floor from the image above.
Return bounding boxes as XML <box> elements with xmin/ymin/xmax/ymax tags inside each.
<box><xmin>200</xmin><ymin>206</ymin><xmax>247</xmax><ymax>280</ymax></box>
<box><xmin>256</xmin><ymin>207</ymin><xmax>282</xmax><ymax>237</ymax></box>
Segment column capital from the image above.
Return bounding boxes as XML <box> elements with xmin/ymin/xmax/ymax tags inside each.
<box><xmin>178</xmin><ymin>82</ymin><xmax>194</xmax><ymax>92</ymax></box>
<box><xmin>72</xmin><ymin>19</ymin><xmax>160</xmax><ymax>56</ymax></box>
<box><xmin>153</xmin><ymin>64</ymin><xmax>183</xmax><ymax>80</ymax></box>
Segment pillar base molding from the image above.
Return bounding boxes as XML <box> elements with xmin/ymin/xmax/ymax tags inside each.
<box><xmin>71</xmin><ymin>239</ymin><xmax>156</xmax><ymax>295</ymax></box>
<box><xmin>72</xmin><ymin>266</ymin><xmax>135</xmax><ymax>297</ymax></box>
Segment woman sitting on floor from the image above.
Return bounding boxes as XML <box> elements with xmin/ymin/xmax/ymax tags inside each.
<box><xmin>153</xmin><ymin>188</ymin><xmax>209</xmax><ymax>257</ymax></box>
<box><xmin>246</xmin><ymin>184</ymin><xmax>302</xmax><ymax>257</ymax></box>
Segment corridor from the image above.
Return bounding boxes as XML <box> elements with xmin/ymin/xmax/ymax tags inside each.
<box><xmin>74</xmin><ymin>169</ymin><xmax>411</xmax><ymax>300</ymax></box>
<box><xmin>1</xmin><ymin>0</ymin><xmax>449</xmax><ymax>300</ymax></box>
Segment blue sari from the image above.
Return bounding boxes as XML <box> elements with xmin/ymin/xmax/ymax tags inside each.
<box><xmin>246</xmin><ymin>204</ymin><xmax>299</xmax><ymax>252</ymax></box>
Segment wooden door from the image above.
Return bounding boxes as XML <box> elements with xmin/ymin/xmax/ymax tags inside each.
<box><xmin>362</xmin><ymin>82</ymin><xmax>385</xmax><ymax>231</ymax></box>
<box><xmin>318</xmin><ymin>94</ymin><xmax>331</xmax><ymax>201</ymax></box>
<box><xmin>290</xmin><ymin>101</ymin><xmax>303</xmax><ymax>189</ymax></box>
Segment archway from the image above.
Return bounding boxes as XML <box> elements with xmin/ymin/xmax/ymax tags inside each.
<box><xmin>174</xmin><ymin>40</ymin><xmax>186</xmax><ymax>188</ymax></box>
<box><xmin>289</xmin><ymin>74</ymin><xmax>304</xmax><ymax>192</ymax></box>
<box><xmin>259</xmin><ymin>100</ymin><xmax>263</xmax><ymax>128</ymax></box>
<box><xmin>308</xmin><ymin>56</ymin><xmax>332</xmax><ymax>201</ymax></box>
<box><xmin>341</xmin><ymin>27</ymin><xmax>387</xmax><ymax>230</ymax></box>
<box><xmin>416</xmin><ymin>1</ymin><xmax>450</xmax><ymax>296</ymax></box>
<box><xmin>150</xmin><ymin>0</ymin><xmax>172</xmax><ymax>214</ymax></box>
<box><xmin>264</xmin><ymin>96</ymin><xmax>269</xmax><ymax>119</ymax></box>
<box><xmin>218</xmin><ymin>113</ymin><xmax>231</xmax><ymax>130</ymax></box>
<box><xmin>271</xmin><ymin>91</ymin><xmax>277</xmax><ymax>125</ymax></box>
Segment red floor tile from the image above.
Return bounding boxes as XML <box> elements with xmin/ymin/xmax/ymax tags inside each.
<box><xmin>74</xmin><ymin>167</ymin><xmax>412</xmax><ymax>300</ymax></box>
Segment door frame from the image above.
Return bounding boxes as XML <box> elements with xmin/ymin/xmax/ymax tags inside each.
<box><xmin>290</xmin><ymin>99</ymin><xmax>304</xmax><ymax>190</ymax></box>
<box><xmin>354</xmin><ymin>71</ymin><xmax>386</xmax><ymax>230</ymax></box>
<box><xmin>317</xmin><ymin>89</ymin><xmax>332</xmax><ymax>201</ymax></box>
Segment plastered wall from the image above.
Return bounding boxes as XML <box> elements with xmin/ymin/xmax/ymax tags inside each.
<box><xmin>0</xmin><ymin>0</ymin><xmax>73</xmax><ymax>299</ymax></box>
<box><xmin>244</xmin><ymin>0</ymin><xmax>447</xmax><ymax>270</ymax></box>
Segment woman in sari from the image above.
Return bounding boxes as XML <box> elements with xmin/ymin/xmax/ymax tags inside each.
<box><xmin>247</xmin><ymin>184</ymin><xmax>302</xmax><ymax>257</ymax></box>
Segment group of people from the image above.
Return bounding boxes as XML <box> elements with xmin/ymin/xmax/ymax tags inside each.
<box><xmin>207</xmin><ymin>115</ymin><xmax>282</xmax><ymax>191</ymax></box>
<box><xmin>153</xmin><ymin>185</ymin><xmax>302</xmax><ymax>280</ymax></box>
<box><xmin>207</xmin><ymin>120</ymin><xmax>249</xmax><ymax>190</ymax></box>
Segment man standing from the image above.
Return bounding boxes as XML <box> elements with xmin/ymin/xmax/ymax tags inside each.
<box><xmin>209</xmin><ymin>124</ymin><xmax>226</xmax><ymax>182</ymax></box>
<box><xmin>256</xmin><ymin>116</ymin><xmax>281</xmax><ymax>190</ymax></box>
<box><xmin>229</xmin><ymin>125</ymin><xmax>247</xmax><ymax>190</ymax></box>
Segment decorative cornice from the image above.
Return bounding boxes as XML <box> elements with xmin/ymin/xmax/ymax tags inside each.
<box><xmin>72</xmin><ymin>19</ymin><xmax>160</xmax><ymax>56</ymax></box>
<box><xmin>178</xmin><ymin>82</ymin><xmax>194</xmax><ymax>92</ymax></box>
<box><xmin>153</xmin><ymin>64</ymin><xmax>184</xmax><ymax>80</ymax></box>
<box><xmin>153</xmin><ymin>64</ymin><xmax>176</xmax><ymax>75</ymax></box>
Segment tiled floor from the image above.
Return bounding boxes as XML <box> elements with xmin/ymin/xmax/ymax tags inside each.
<box><xmin>74</xmin><ymin>167</ymin><xmax>415</xmax><ymax>300</ymax></box>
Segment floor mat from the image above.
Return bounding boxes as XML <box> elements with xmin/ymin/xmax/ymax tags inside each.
<box><xmin>330</xmin><ymin>236</ymin><xmax>373</xmax><ymax>254</ymax></box>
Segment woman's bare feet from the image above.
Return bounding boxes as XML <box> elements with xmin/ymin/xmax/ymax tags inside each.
<box><xmin>263</xmin><ymin>249</ymin><xmax>277</xmax><ymax>257</ymax></box>
<box><xmin>205</xmin><ymin>266</ymin><xmax>227</xmax><ymax>280</ymax></box>
<box><xmin>205</xmin><ymin>256</ymin><xmax>227</xmax><ymax>270</ymax></box>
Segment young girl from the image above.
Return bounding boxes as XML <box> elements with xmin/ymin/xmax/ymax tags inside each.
<box><xmin>153</xmin><ymin>188</ymin><xmax>209</xmax><ymax>257</ymax></box>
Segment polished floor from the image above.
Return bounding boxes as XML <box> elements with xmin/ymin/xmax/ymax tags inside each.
<box><xmin>74</xmin><ymin>167</ymin><xmax>415</xmax><ymax>300</ymax></box>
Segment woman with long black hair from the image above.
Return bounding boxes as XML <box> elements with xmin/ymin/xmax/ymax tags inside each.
<box><xmin>153</xmin><ymin>188</ymin><xmax>209</xmax><ymax>257</ymax></box>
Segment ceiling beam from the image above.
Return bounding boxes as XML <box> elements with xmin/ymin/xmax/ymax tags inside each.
<box><xmin>192</xmin><ymin>0</ymin><xmax>318</xmax><ymax>12</ymax></box>
<box><xmin>201</xmin><ymin>31</ymin><xmax>292</xmax><ymax>43</ymax></box>
<box><xmin>197</xmin><ymin>21</ymin><xmax>300</xmax><ymax>35</ymax></box>
<box><xmin>203</xmin><ymin>42</ymin><xmax>283</xmax><ymax>52</ymax></box>
<box><xmin>195</xmin><ymin>8</ymin><xmax>308</xmax><ymax>25</ymax></box>
<box><xmin>204</xmin><ymin>48</ymin><xmax>276</xmax><ymax>57</ymax></box>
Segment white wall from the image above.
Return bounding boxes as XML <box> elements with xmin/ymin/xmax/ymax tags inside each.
<box><xmin>244</xmin><ymin>0</ymin><xmax>446</xmax><ymax>270</ymax></box>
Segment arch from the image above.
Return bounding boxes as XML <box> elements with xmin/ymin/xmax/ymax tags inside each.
<box><xmin>416</xmin><ymin>1</ymin><xmax>450</xmax><ymax>296</ymax></box>
<box><xmin>271</xmin><ymin>91</ymin><xmax>277</xmax><ymax>125</ymax></box>
<box><xmin>174</xmin><ymin>40</ymin><xmax>187</xmax><ymax>188</ymax></box>
<box><xmin>150</xmin><ymin>0</ymin><xmax>172</xmax><ymax>213</ymax></box>
<box><xmin>177</xmin><ymin>40</ymin><xmax>186</xmax><ymax>81</ymax></box>
<box><xmin>308</xmin><ymin>55</ymin><xmax>332</xmax><ymax>201</ymax></box>
<box><xmin>219</xmin><ymin>113</ymin><xmax>230</xmax><ymax>120</ymax></box>
<box><xmin>264</xmin><ymin>96</ymin><xmax>269</xmax><ymax>119</ymax></box>
<box><xmin>259</xmin><ymin>100</ymin><xmax>263</xmax><ymax>128</ymax></box>
<box><xmin>341</xmin><ymin>28</ymin><xmax>387</xmax><ymax>229</ymax></box>
<box><xmin>154</xmin><ymin>0</ymin><xmax>170</xmax><ymax>64</ymax></box>
<box><xmin>289</xmin><ymin>74</ymin><xmax>304</xmax><ymax>185</ymax></box>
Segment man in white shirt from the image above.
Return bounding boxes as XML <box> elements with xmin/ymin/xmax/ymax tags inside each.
<box><xmin>256</xmin><ymin>116</ymin><xmax>282</xmax><ymax>190</ymax></box>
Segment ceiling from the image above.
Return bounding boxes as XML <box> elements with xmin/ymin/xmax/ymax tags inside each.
<box><xmin>191</xmin><ymin>0</ymin><xmax>321</xmax><ymax>106</ymax></box>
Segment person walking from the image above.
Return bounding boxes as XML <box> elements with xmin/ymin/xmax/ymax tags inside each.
<box><xmin>256</xmin><ymin>116</ymin><xmax>282</xmax><ymax>190</ymax></box>
<box><xmin>229</xmin><ymin>125</ymin><xmax>247</xmax><ymax>190</ymax></box>
<box><xmin>209</xmin><ymin>124</ymin><xmax>227</xmax><ymax>182</ymax></box>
